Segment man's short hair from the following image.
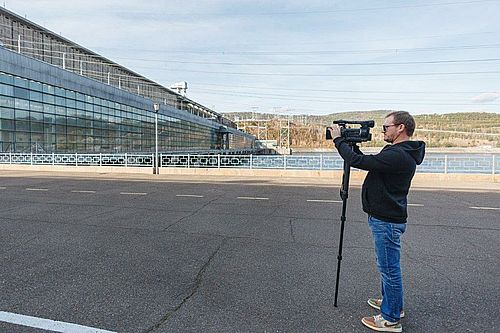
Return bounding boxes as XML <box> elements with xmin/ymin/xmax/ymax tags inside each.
<box><xmin>386</xmin><ymin>111</ymin><xmax>415</xmax><ymax>136</ymax></box>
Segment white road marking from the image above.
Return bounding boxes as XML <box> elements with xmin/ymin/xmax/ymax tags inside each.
<box><xmin>408</xmin><ymin>203</ymin><xmax>424</xmax><ymax>207</ymax></box>
<box><xmin>25</xmin><ymin>188</ymin><xmax>48</xmax><ymax>191</ymax></box>
<box><xmin>0</xmin><ymin>186</ymin><xmax>6</xmax><ymax>189</ymax></box>
<box><xmin>470</xmin><ymin>206</ymin><xmax>500</xmax><ymax>210</ymax></box>
<box><xmin>237</xmin><ymin>196</ymin><xmax>269</xmax><ymax>200</ymax></box>
<box><xmin>307</xmin><ymin>199</ymin><xmax>342</xmax><ymax>203</ymax></box>
<box><xmin>0</xmin><ymin>311</ymin><xmax>116</xmax><ymax>333</ymax></box>
<box><xmin>71</xmin><ymin>190</ymin><xmax>96</xmax><ymax>193</ymax></box>
<box><xmin>176</xmin><ymin>194</ymin><xmax>204</xmax><ymax>198</ymax></box>
<box><xmin>120</xmin><ymin>192</ymin><xmax>147</xmax><ymax>195</ymax></box>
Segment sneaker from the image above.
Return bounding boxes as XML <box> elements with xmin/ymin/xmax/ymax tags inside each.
<box><xmin>367</xmin><ymin>298</ymin><xmax>405</xmax><ymax>318</ymax></box>
<box><xmin>361</xmin><ymin>314</ymin><xmax>402</xmax><ymax>332</ymax></box>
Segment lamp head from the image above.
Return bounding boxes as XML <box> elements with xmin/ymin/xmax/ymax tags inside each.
<box><xmin>153</xmin><ymin>103</ymin><xmax>160</xmax><ymax>113</ymax></box>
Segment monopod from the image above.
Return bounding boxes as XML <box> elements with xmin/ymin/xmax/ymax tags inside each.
<box><xmin>333</xmin><ymin>142</ymin><xmax>357</xmax><ymax>307</ymax></box>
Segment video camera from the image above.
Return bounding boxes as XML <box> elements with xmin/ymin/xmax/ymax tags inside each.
<box><xmin>326</xmin><ymin>120</ymin><xmax>375</xmax><ymax>143</ymax></box>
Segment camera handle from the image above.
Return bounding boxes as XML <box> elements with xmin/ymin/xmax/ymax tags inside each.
<box><xmin>334</xmin><ymin>142</ymin><xmax>357</xmax><ymax>307</ymax></box>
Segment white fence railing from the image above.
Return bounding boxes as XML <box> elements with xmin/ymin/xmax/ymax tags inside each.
<box><xmin>0</xmin><ymin>153</ymin><xmax>498</xmax><ymax>174</ymax></box>
<box><xmin>0</xmin><ymin>153</ymin><xmax>154</xmax><ymax>167</ymax></box>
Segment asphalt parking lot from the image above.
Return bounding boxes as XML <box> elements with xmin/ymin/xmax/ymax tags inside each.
<box><xmin>0</xmin><ymin>173</ymin><xmax>499</xmax><ymax>332</ymax></box>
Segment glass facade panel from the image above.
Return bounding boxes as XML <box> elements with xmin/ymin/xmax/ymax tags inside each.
<box><xmin>0</xmin><ymin>95</ymin><xmax>14</xmax><ymax>108</ymax></box>
<box><xmin>0</xmin><ymin>83</ymin><xmax>13</xmax><ymax>95</ymax></box>
<box><xmin>0</xmin><ymin>71</ymin><xmax>253</xmax><ymax>153</ymax></box>
<box><xmin>14</xmin><ymin>98</ymin><xmax>29</xmax><ymax>110</ymax></box>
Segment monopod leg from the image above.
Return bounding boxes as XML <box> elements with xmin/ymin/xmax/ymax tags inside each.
<box><xmin>334</xmin><ymin>148</ymin><xmax>353</xmax><ymax>307</ymax></box>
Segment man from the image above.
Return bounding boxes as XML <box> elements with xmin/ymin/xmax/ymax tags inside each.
<box><xmin>329</xmin><ymin>111</ymin><xmax>425</xmax><ymax>332</ymax></box>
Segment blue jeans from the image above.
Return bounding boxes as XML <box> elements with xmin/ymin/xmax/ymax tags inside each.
<box><xmin>368</xmin><ymin>215</ymin><xmax>406</xmax><ymax>322</ymax></box>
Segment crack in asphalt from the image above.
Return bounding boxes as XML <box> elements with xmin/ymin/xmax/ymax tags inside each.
<box><xmin>1</xmin><ymin>235</ymin><xmax>39</xmax><ymax>255</ymax></box>
<box><xmin>289</xmin><ymin>218</ymin><xmax>296</xmax><ymax>242</ymax></box>
<box><xmin>142</xmin><ymin>237</ymin><xmax>226</xmax><ymax>333</ymax></box>
<box><xmin>0</xmin><ymin>198</ymin><xmax>194</xmax><ymax>213</ymax></box>
<box><xmin>163</xmin><ymin>194</ymin><xmax>225</xmax><ymax>231</ymax></box>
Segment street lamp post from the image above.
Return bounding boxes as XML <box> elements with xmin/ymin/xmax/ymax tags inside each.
<box><xmin>153</xmin><ymin>103</ymin><xmax>160</xmax><ymax>174</ymax></box>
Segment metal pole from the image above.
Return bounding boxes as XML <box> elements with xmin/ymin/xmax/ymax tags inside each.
<box><xmin>492</xmin><ymin>155</ymin><xmax>496</xmax><ymax>176</ymax></box>
<box><xmin>155</xmin><ymin>112</ymin><xmax>158</xmax><ymax>174</ymax></box>
<box><xmin>287</xmin><ymin>117</ymin><xmax>290</xmax><ymax>150</ymax></box>
<box><xmin>152</xmin><ymin>103</ymin><xmax>160</xmax><ymax>174</ymax></box>
<box><xmin>279</xmin><ymin>120</ymin><xmax>282</xmax><ymax>148</ymax></box>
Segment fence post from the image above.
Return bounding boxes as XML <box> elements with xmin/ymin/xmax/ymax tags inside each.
<box><xmin>52</xmin><ymin>152</ymin><xmax>55</xmax><ymax>165</ymax></box>
<box><xmin>9</xmin><ymin>151</ymin><xmax>12</xmax><ymax>164</ymax></box>
<box><xmin>218</xmin><ymin>154</ymin><xmax>220</xmax><ymax>169</ymax></box>
<box><xmin>99</xmin><ymin>153</ymin><xmax>102</xmax><ymax>167</ymax></box>
<box><xmin>444</xmin><ymin>155</ymin><xmax>448</xmax><ymax>174</ymax></box>
<box><xmin>284</xmin><ymin>155</ymin><xmax>287</xmax><ymax>170</ymax></box>
<box><xmin>250</xmin><ymin>154</ymin><xmax>253</xmax><ymax>169</ymax></box>
<box><xmin>125</xmin><ymin>153</ymin><xmax>128</xmax><ymax>167</ymax></box>
<box><xmin>320</xmin><ymin>153</ymin><xmax>323</xmax><ymax>171</ymax></box>
<box><xmin>31</xmin><ymin>152</ymin><xmax>33</xmax><ymax>165</ymax></box>
<box><xmin>187</xmin><ymin>154</ymin><xmax>190</xmax><ymax>168</ymax></box>
<box><xmin>159</xmin><ymin>153</ymin><xmax>162</xmax><ymax>169</ymax></box>
<box><xmin>75</xmin><ymin>152</ymin><xmax>78</xmax><ymax>166</ymax></box>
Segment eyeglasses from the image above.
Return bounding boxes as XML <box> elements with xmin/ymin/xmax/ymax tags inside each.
<box><xmin>382</xmin><ymin>124</ymin><xmax>399</xmax><ymax>132</ymax></box>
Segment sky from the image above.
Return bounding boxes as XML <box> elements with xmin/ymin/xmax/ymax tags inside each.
<box><xmin>3</xmin><ymin>0</ymin><xmax>500</xmax><ymax>116</ymax></box>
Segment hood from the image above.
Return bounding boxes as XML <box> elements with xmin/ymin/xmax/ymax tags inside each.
<box><xmin>397</xmin><ymin>140</ymin><xmax>426</xmax><ymax>165</ymax></box>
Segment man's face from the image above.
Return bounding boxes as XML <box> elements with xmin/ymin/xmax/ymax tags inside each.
<box><xmin>382</xmin><ymin>116</ymin><xmax>400</xmax><ymax>143</ymax></box>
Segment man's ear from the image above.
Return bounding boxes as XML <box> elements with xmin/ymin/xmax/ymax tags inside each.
<box><xmin>399</xmin><ymin>123</ymin><xmax>407</xmax><ymax>135</ymax></box>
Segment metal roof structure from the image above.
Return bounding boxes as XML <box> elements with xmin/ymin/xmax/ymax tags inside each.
<box><xmin>0</xmin><ymin>7</ymin><xmax>236</xmax><ymax>128</ymax></box>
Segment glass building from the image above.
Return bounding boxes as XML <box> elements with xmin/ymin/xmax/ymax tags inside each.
<box><xmin>0</xmin><ymin>7</ymin><xmax>255</xmax><ymax>154</ymax></box>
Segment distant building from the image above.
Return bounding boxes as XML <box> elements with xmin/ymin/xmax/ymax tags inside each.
<box><xmin>0</xmin><ymin>7</ymin><xmax>255</xmax><ymax>153</ymax></box>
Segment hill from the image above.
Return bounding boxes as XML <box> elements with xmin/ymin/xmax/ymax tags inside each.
<box><xmin>223</xmin><ymin>111</ymin><xmax>500</xmax><ymax>148</ymax></box>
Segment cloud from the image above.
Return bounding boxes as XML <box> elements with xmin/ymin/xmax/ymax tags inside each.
<box><xmin>471</xmin><ymin>92</ymin><xmax>500</xmax><ymax>103</ymax></box>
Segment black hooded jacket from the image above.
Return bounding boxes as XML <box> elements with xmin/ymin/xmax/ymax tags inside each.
<box><xmin>334</xmin><ymin>138</ymin><xmax>426</xmax><ymax>223</ymax></box>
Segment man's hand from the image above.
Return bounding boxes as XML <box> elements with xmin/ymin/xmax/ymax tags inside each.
<box><xmin>328</xmin><ymin>125</ymin><xmax>342</xmax><ymax>140</ymax></box>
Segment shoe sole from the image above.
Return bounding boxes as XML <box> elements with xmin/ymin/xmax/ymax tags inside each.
<box><xmin>367</xmin><ymin>299</ymin><xmax>405</xmax><ymax>318</ymax></box>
